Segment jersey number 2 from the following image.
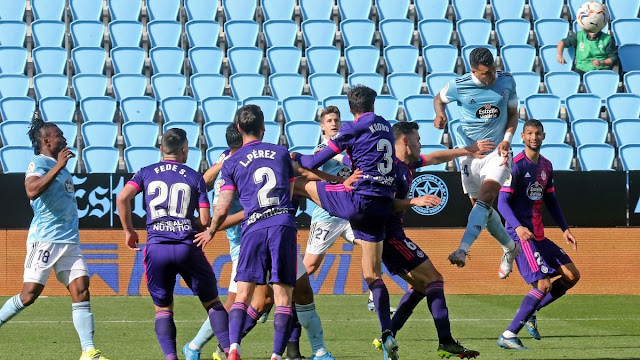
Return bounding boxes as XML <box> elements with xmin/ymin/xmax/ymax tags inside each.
<box><xmin>254</xmin><ymin>167</ymin><xmax>279</xmax><ymax>208</ymax></box>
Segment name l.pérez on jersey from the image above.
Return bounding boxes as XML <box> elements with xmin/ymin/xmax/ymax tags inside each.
<box><xmin>240</xmin><ymin>149</ymin><xmax>277</xmax><ymax>167</ymax></box>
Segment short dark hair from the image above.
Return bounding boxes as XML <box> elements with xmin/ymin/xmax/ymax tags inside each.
<box><xmin>225</xmin><ymin>123</ymin><xmax>242</xmax><ymax>150</ymax></box>
<box><xmin>27</xmin><ymin>111</ymin><xmax>58</xmax><ymax>155</ymax></box>
<box><xmin>236</xmin><ymin>104</ymin><xmax>264</xmax><ymax>137</ymax></box>
<box><xmin>320</xmin><ymin>106</ymin><xmax>340</xmax><ymax>121</ymax></box>
<box><xmin>347</xmin><ymin>85</ymin><xmax>377</xmax><ymax>115</ymax></box>
<box><xmin>161</xmin><ymin>128</ymin><xmax>188</xmax><ymax>155</ymax></box>
<box><xmin>523</xmin><ymin>119</ymin><xmax>544</xmax><ymax>132</ymax></box>
<box><xmin>469</xmin><ymin>47</ymin><xmax>495</xmax><ymax>69</ymax></box>
<box><xmin>392</xmin><ymin>121</ymin><xmax>419</xmax><ymax>141</ymax></box>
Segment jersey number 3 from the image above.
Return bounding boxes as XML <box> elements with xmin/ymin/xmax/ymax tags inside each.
<box><xmin>377</xmin><ymin>139</ymin><xmax>393</xmax><ymax>175</ymax></box>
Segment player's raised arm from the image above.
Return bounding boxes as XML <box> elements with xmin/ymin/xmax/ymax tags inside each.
<box><xmin>422</xmin><ymin>140</ymin><xmax>496</xmax><ymax>166</ymax></box>
<box><xmin>498</xmin><ymin>78</ymin><xmax>520</xmax><ymax>165</ymax></box>
<box><xmin>293</xmin><ymin>125</ymin><xmax>355</xmax><ymax>170</ymax></box>
<box><xmin>202</xmin><ymin>160</ymin><xmax>224</xmax><ymax>185</ymax></box>
<box><xmin>116</xmin><ymin>182</ymin><xmax>141</xmax><ymax>251</ymax></box>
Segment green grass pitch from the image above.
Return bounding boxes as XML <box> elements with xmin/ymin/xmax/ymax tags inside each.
<box><xmin>0</xmin><ymin>295</ymin><xmax>639</xmax><ymax>359</ymax></box>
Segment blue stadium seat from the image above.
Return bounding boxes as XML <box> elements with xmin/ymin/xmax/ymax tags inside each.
<box><xmin>162</xmin><ymin>122</ymin><xmax>199</xmax><ymax>146</ymax></box>
<box><xmin>33</xmin><ymin>74</ymin><xmax>68</xmax><ymax>100</ymax></box>
<box><xmin>619</xmin><ymin>44</ymin><xmax>640</xmax><ymax>72</ymax></box>
<box><xmin>121</xmin><ymin>96</ymin><xmax>157</xmax><ymax>122</ymax></box>
<box><xmin>612</xmin><ymin>19</ymin><xmax>640</xmax><ymax>46</ymax></box>
<box><xmin>52</xmin><ymin>122</ymin><xmax>78</xmax><ymax>148</ymax></box>
<box><xmin>206</xmin><ymin>147</ymin><xmax>228</xmax><ymax>165</ymax></box>
<box><xmin>301</xmin><ymin>20</ymin><xmax>335</xmax><ymax>47</ymax></box>
<box><xmin>230</xmin><ymin>73</ymin><xmax>265</xmax><ymax>101</ymax></box>
<box><xmin>0</xmin><ymin>47</ymin><xmax>27</xmax><ymax>74</ymax></box>
<box><xmin>323</xmin><ymin>96</ymin><xmax>353</xmax><ymax>121</ymax></box>
<box><xmin>534</xmin><ymin>19</ymin><xmax>569</xmax><ymax>47</ymax></box>
<box><xmin>404</xmin><ymin>95</ymin><xmax>436</xmax><ymax>121</ymax></box>
<box><xmin>341</xmin><ymin>19</ymin><xmax>375</xmax><ymax>47</ymax></box>
<box><xmin>285</xmin><ymin>121</ymin><xmax>322</xmax><ymax>147</ymax></box>
<box><xmin>461</xmin><ymin>45</ymin><xmax>496</xmax><ymax>72</ymax></box>
<box><xmin>619</xmin><ymin>144</ymin><xmax>640</xmax><ymax>170</ymax></box>
<box><xmin>348</xmin><ymin>73</ymin><xmax>384</xmax><ymax>95</ymax></box>
<box><xmin>108</xmin><ymin>0</ymin><xmax>141</xmax><ymax>21</ymax></box>
<box><xmin>608</xmin><ymin>0</ymin><xmax>640</xmax><ymax>20</ymax></box>
<box><xmin>308</xmin><ymin>73</ymin><xmax>343</xmax><ymax>103</ymax></box>
<box><xmin>306</xmin><ymin>46</ymin><xmax>341</xmax><ymax>73</ymax></box>
<box><xmin>111</xmin><ymin>47</ymin><xmax>145</xmax><ymax>74</ymax></box>
<box><xmin>346</xmin><ymin>46</ymin><xmax>380</xmax><ymax>73</ymax></box>
<box><xmin>288</xmin><ymin>146</ymin><xmax>316</xmax><ymax>156</ymax></box>
<box><xmin>338</xmin><ymin>0</ymin><xmax>371</xmax><ymax>20</ymax></box>
<box><xmin>269</xmin><ymin>73</ymin><xmax>304</xmax><ymax>103</ymax></box>
<box><xmin>263</xmin><ymin>122</ymin><xmax>281</xmax><ymax>144</ymax></box>
<box><xmin>31</xmin><ymin>20</ymin><xmax>65</xmax><ymax>47</ymax></box>
<box><xmin>185</xmin><ymin>0</ymin><xmax>217</xmax><ymax>21</ymax></box>
<box><xmin>565</xmin><ymin>94</ymin><xmax>602</xmax><ymax>123</ymax></box>
<box><xmin>578</xmin><ymin>144</ymin><xmax>614</xmax><ymax>171</ymax></box>
<box><xmin>491</xmin><ymin>0</ymin><xmax>525</xmax><ymax>20</ymax></box>
<box><xmin>584</xmin><ymin>70</ymin><xmax>619</xmax><ymax>103</ymax></box>
<box><xmin>540</xmin><ymin>143</ymin><xmax>573</xmax><ymax>170</ymax></box>
<box><xmin>70</xmin><ymin>21</ymin><xmax>104</xmax><ymax>47</ymax></box>
<box><xmin>415</xmin><ymin>0</ymin><xmax>448</xmax><ymax>20</ymax></box>
<box><xmin>388</xmin><ymin>73</ymin><xmax>423</xmax><ymax>103</ymax></box>
<box><xmin>261</xmin><ymin>0</ymin><xmax>295</xmax><ymax>21</ymax></box>
<box><xmin>0</xmin><ymin>2</ymin><xmax>25</xmax><ymax>21</ymax></box>
<box><xmin>448</xmin><ymin>119</ymin><xmax>462</xmax><ymax>147</ymax></box>
<box><xmin>204</xmin><ymin>123</ymin><xmax>228</xmax><ymax>147</ymax></box>
<box><xmin>222</xmin><ymin>0</ymin><xmax>256</xmax><ymax>20</ymax></box>
<box><xmin>123</xmin><ymin>122</ymin><xmax>159</xmax><ymax>146</ymax></box>
<box><xmin>161</xmin><ymin>96</ymin><xmax>197</xmax><ymax>123</ymax></box>
<box><xmin>376</xmin><ymin>0</ymin><xmax>409</xmax><ymax>20</ymax></box>
<box><xmin>418</xmin><ymin>145</ymin><xmax>449</xmax><ymax>171</ymax></box>
<box><xmin>452</xmin><ymin>0</ymin><xmax>485</xmax><ymax>19</ymax></box>
<box><xmin>607</xmin><ymin>94</ymin><xmax>640</xmax><ymax>122</ymax></box>
<box><xmin>72</xmin><ymin>47</ymin><xmax>107</xmax><ymax>74</ymax></box>
<box><xmin>186</xmin><ymin>20</ymin><xmax>220</xmax><ymax>47</ymax></box>
<box><xmin>613</xmin><ymin>118</ymin><xmax>640</xmax><ymax>146</ymax></box>
<box><xmin>146</xmin><ymin>0</ymin><xmax>179</xmax><ymax>21</ymax></box>
<box><xmin>568</xmin><ymin>0</ymin><xmax>603</xmax><ymax>20</ymax></box>
<box><xmin>243</xmin><ymin>96</ymin><xmax>279</xmax><ymax>122</ymax></box>
<box><xmin>0</xmin><ymin>74</ymin><xmax>29</xmax><ymax>97</ymax></box>
<box><xmin>374</xmin><ymin>95</ymin><xmax>399</xmax><ymax>121</ymax></box>
<box><xmin>32</xmin><ymin>0</ymin><xmax>64</xmax><ymax>20</ymax></box>
<box><xmin>125</xmin><ymin>147</ymin><xmax>162</xmax><ymax>172</ymax></box>
<box><xmin>418</xmin><ymin>19</ymin><xmax>453</xmax><ymax>46</ymax></box>
<box><xmin>423</xmin><ymin>45</ymin><xmax>457</xmax><ymax>74</ymax></box>
<box><xmin>147</xmin><ymin>21</ymin><xmax>181</xmax><ymax>47</ymax></box>
<box><xmin>0</xmin><ymin>121</ymin><xmax>31</xmax><ymax>146</ymax></box>
<box><xmin>72</xmin><ymin>74</ymin><xmax>108</xmax><ymax>100</ymax></box>
<box><xmin>540</xmin><ymin>45</ymin><xmax>575</xmax><ymax>72</ymax></box>
<box><xmin>82</xmin><ymin>122</ymin><xmax>117</xmax><ymax>147</ymax></box>
<box><xmin>624</xmin><ymin>71</ymin><xmax>640</xmax><ymax>95</ymax></box>
<box><xmin>150</xmin><ymin>47</ymin><xmax>184</xmax><ymax>74</ymax></box>
<box><xmin>282</xmin><ymin>96</ymin><xmax>318</xmax><ymax>122</ymax></box>
<box><xmin>495</xmin><ymin>19</ymin><xmax>530</xmax><ymax>46</ymax></box>
<box><xmin>185</xmin><ymin>147</ymin><xmax>203</xmax><ymax>170</ymax></box>
<box><xmin>112</xmin><ymin>74</ymin><xmax>147</xmax><ymax>101</ymax></box>
<box><xmin>426</xmin><ymin>73</ymin><xmax>457</xmax><ymax>96</ymax></box>
<box><xmin>544</xmin><ymin>71</ymin><xmax>580</xmax><ymax>102</ymax></box>
<box><xmin>447</xmin><ymin>105</ymin><xmax>463</xmax><ymax>126</ymax></box>
<box><xmin>70</xmin><ymin>0</ymin><xmax>102</xmax><ymax>20</ymax></box>
<box><xmin>263</xmin><ymin>20</ymin><xmax>297</xmax><ymax>47</ymax></box>
<box><xmin>188</xmin><ymin>47</ymin><xmax>223</xmax><ymax>74</ymax></box>
<box><xmin>108</xmin><ymin>21</ymin><xmax>143</xmax><ymax>47</ymax></box>
<box><xmin>525</xmin><ymin>94</ymin><xmax>561</xmax><ymax>119</ymax></box>
<box><xmin>414</xmin><ymin>120</ymin><xmax>444</xmax><ymax>144</ymax></box>
<box><xmin>529</xmin><ymin>0</ymin><xmax>563</xmax><ymax>20</ymax></box>
<box><xmin>190</xmin><ymin>74</ymin><xmax>225</xmax><ymax>102</ymax></box>
<box><xmin>80</xmin><ymin>96</ymin><xmax>116</xmax><ymax>122</ymax></box>
<box><xmin>384</xmin><ymin>45</ymin><xmax>418</xmax><ymax>73</ymax></box>
<box><xmin>299</xmin><ymin>0</ymin><xmax>333</xmax><ymax>20</ymax></box>
<box><xmin>32</xmin><ymin>47</ymin><xmax>67</xmax><ymax>74</ymax></box>
<box><xmin>0</xmin><ymin>146</ymin><xmax>35</xmax><ymax>173</ymax></box>
<box><xmin>0</xmin><ymin>21</ymin><xmax>26</xmax><ymax>46</ymax></box>
<box><xmin>501</xmin><ymin>45</ymin><xmax>536</xmax><ymax>72</ymax></box>
<box><xmin>539</xmin><ymin>118</ymin><xmax>567</xmax><ymax>144</ymax></box>
<box><xmin>151</xmin><ymin>74</ymin><xmax>186</xmax><ymax>102</ymax></box>
<box><xmin>571</xmin><ymin>118</ymin><xmax>608</xmax><ymax>147</ymax></box>
<box><xmin>379</xmin><ymin>19</ymin><xmax>414</xmax><ymax>47</ymax></box>
<box><xmin>457</xmin><ymin>19</ymin><xmax>491</xmax><ymax>46</ymax></box>
<box><xmin>224</xmin><ymin>20</ymin><xmax>259</xmax><ymax>47</ymax></box>
<box><xmin>40</xmin><ymin>97</ymin><xmax>75</xmax><ymax>122</ymax></box>
<box><xmin>511</xmin><ymin>72</ymin><xmax>539</xmax><ymax>105</ymax></box>
<box><xmin>267</xmin><ymin>47</ymin><xmax>301</xmax><ymax>73</ymax></box>
<box><xmin>228</xmin><ymin>47</ymin><xmax>262</xmax><ymax>74</ymax></box>
<box><xmin>512</xmin><ymin>119</ymin><xmax>525</xmax><ymax>144</ymax></box>
<box><xmin>202</xmin><ymin>96</ymin><xmax>237</xmax><ymax>123</ymax></box>
<box><xmin>0</xmin><ymin>97</ymin><xmax>35</xmax><ymax>121</ymax></box>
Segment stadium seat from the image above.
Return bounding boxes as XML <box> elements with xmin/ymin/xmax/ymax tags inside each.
<box><xmin>338</xmin><ymin>0</ymin><xmax>371</xmax><ymax>20</ymax></box>
<box><xmin>404</xmin><ymin>95</ymin><xmax>436</xmax><ymax>121</ymax></box>
<box><xmin>500</xmin><ymin>45</ymin><xmax>536</xmax><ymax>72</ymax></box>
<box><xmin>346</xmin><ymin>46</ymin><xmax>380</xmax><ymax>73</ymax></box>
<box><xmin>374</xmin><ymin>96</ymin><xmax>399</xmax><ymax>121</ymax></box>
<box><xmin>495</xmin><ymin>19</ymin><xmax>530</xmax><ymax>46</ymax></box>
<box><xmin>418</xmin><ymin>19</ymin><xmax>453</xmax><ymax>46</ymax></box>
<box><xmin>161</xmin><ymin>97</ymin><xmax>197</xmax><ymax>123</ymax></box>
<box><xmin>186</xmin><ymin>20</ymin><xmax>220</xmax><ymax>47</ymax></box>
<box><xmin>72</xmin><ymin>74</ymin><xmax>108</xmax><ymax>100</ymax></box>
<box><xmin>426</xmin><ymin>73</ymin><xmax>457</xmax><ymax>96</ymax></box>
<box><xmin>269</xmin><ymin>73</ymin><xmax>304</xmax><ymax>103</ymax></box>
<box><xmin>512</xmin><ymin>119</ymin><xmax>525</xmax><ymax>144</ymax></box>
<box><xmin>525</xmin><ymin>94</ymin><xmax>561</xmax><ymax>119</ymax></box>
<box><xmin>461</xmin><ymin>45</ymin><xmax>497</xmax><ymax>72</ymax></box>
<box><xmin>82</xmin><ymin>122</ymin><xmax>117</xmax><ymax>147</ymax></box>
<box><xmin>418</xmin><ymin>145</ymin><xmax>449</xmax><ymax>171</ymax></box>
<box><xmin>612</xmin><ymin>19</ymin><xmax>640</xmax><ymax>46</ymax></box>
<box><xmin>267</xmin><ymin>47</ymin><xmax>301</xmax><ymax>73</ymax></box>
<box><xmin>308</xmin><ymin>73</ymin><xmax>344</xmax><ymax>103</ymax></box>
<box><xmin>243</xmin><ymin>97</ymin><xmax>279</xmax><ymax>122</ymax></box>
<box><xmin>348</xmin><ymin>73</ymin><xmax>384</xmax><ymax>95</ymax></box>
<box><xmin>535</xmin><ymin>19</ymin><xmax>569</xmax><ymax>47</ymax></box>
<box><xmin>539</xmin><ymin>118</ymin><xmax>567</xmax><ymax>144</ymax></box>
<box><xmin>619</xmin><ymin>44</ymin><xmax>640</xmax><ymax>72</ymax></box>
<box><xmin>625</xmin><ymin>71</ymin><xmax>640</xmax><ymax>95</ymax></box>
<box><xmin>376</xmin><ymin>0</ymin><xmax>409</xmax><ymax>20</ymax></box>
<box><xmin>423</xmin><ymin>45</ymin><xmax>457</xmax><ymax>74</ymax></box>
<box><xmin>263</xmin><ymin>20</ymin><xmax>297</xmax><ymax>47</ymax></box>
<box><xmin>230</xmin><ymin>73</ymin><xmax>265</xmax><ymax>101</ymax></box>
<box><xmin>70</xmin><ymin>0</ymin><xmax>102</xmax><ymax>21</ymax></box>
<box><xmin>261</xmin><ymin>0</ymin><xmax>295</xmax><ymax>21</ymax></box>
<box><xmin>151</xmin><ymin>74</ymin><xmax>186</xmax><ymax>102</ymax></box>
<box><xmin>565</xmin><ymin>94</ymin><xmax>602</xmax><ymax>123</ymax></box>
<box><xmin>584</xmin><ymin>70</ymin><xmax>619</xmax><ymax>104</ymax></box>
<box><xmin>608</xmin><ymin>0</ymin><xmax>640</xmax><ymax>20</ymax></box>
<box><xmin>544</xmin><ymin>71</ymin><xmax>581</xmax><ymax>102</ymax></box>
<box><xmin>568</xmin><ymin>0</ymin><xmax>604</xmax><ymax>20</ymax></box>
<box><xmin>529</xmin><ymin>0</ymin><xmax>563</xmax><ymax>20</ymax></box>
<box><xmin>0</xmin><ymin>121</ymin><xmax>31</xmax><ymax>146</ymax></box>
<box><xmin>414</xmin><ymin>120</ymin><xmax>443</xmax><ymax>144</ymax></box>
<box><xmin>80</xmin><ymin>96</ymin><xmax>116</xmax><ymax>122</ymax></box>
<box><xmin>227</xmin><ymin>47</ymin><xmax>262</xmax><ymax>74</ymax></box>
<box><xmin>147</xmin><ymin>21</ymin><xmax>181</xmax><ymax>47</ymax></box>
<box><xmin>108</xmin><ymin>0</ymin><xmax>141</xmax><ymax>21</ymax></box>
<box><xmin>607</xmin><ymin>94</ymin><xmax>640</xmax><ymax>122</ymax></box>
<box><xmin>384</xmin><ymin>45</ymin><xmax>418</xmax><ymax>73</ymax></box>
<box><xmin>263</xmin><ymin>122</ymin><xmax>281</xmax><ymax>144</ymax></box>
<box><xmin>33</xmin><ymin>47</ymin><xmax>67</xmax><ymax>74</ymax></box>
<box><xmin>185</xmin><ymin>147</ymin><xmax>203</xmax><ymax>170</ymax></box>
<box><xmin>202</xmin><ymin>96</ymin><xmax>237</xmax><ymax>123</ymax></box>
<box><xmin>121</xmin><ymin>96</ymin><xmax>157</xmax><ymax>122</ymax></box>
<box><xmin>188</xmin><ymin>47</ymin><xmax>223</xmax><ymax>74</ymax></box>
<box><xmin>224</xmin><ymin>20</ymin><xmax>259</xmax><ymax>47</ymax></box>
<box><xmin>578</xmin><ymin>144</ymin><xmax>614</xmax><ymax>171</ymax></box>
<box><xmin>108</xmin><ymin>21</ymin><xmax>143</xmax><ymax>47</ymax></box>
<box><xmin>613</xmin><ymin>119</ymin><xmax>640</xmax><ymax>147</ymax></box>
<box><xmin>71</xmin><ymin>47</ymin><xmax>107</xmax><ymax>74</ymax></box>
<box><xmin>0</xmin><ymin>97</ymin><xmax>35</xmax><ymax>121</ymax></box>
<box><xmin>112</xmin><ymin>74</ymin><xmax>147</xmax><ymax>101</ymax></box>
<box><xmin>323</xmin><ymin>96</ymin><xmax>353</xmax><ymax>121</ymax></box>
<box><xmin>110</xmin><ymin>47</ymin><xmax>144</xmax><ymax>74</ymax></box>
<box><xmin>0</xmin><ymin>47</ymin><xmax>27</xmax><ymax>74</ymax></box>
<box><xmin>123</xmin><ymin>122</ymin><xmax>159</xmax><ymax>147</ymax></box>
<box><xmin>33</xmin><ymin>74</ymin><xmax>68</xmax><ymax>100</ymax></box>
<box><xmin>146</xmin><ymin>0</ymin><xmax>179</xmax><ymax>21</ymax></box>
<box><xmin>540</xmin><ymin>45</ymin><xmax>575</xmax><ymax>73</ymax></box>
<box><xmin>571</xmin><ymin>119</ymin><xmax>608</xmax><ymax>147</ymax></box>
<box><xmin>190</xmin><ymin>74</ymin><xmax>225</xmax><ymax>102</ymax></box>
<box><xmin>0</xmin><ymin>2</ymin><xmax>25</xmax><ymax>21</ymax></box>
<box><xmin>448</xmin><ymin>119</ymin><xmax>462</xmax><ymax>147</ymax></box>
<box><xmin>540</xmin><ymin>144</ymin><xmax>573</xmax><ymax>170</ymax></box>
<box><xmin>301</xmin><ymin>20</ymin><xmax>335</xmax><ymax>47</ymax></box>
<box><xmin>511</xmin><ymin>72</ymin><xmax>540</xmax><ymax>105</ymax></box>
<box><xmin>0</xmin><ymin>20</ymin><xmax>26</xmax><ymax>47</ymax></box>
<box><xmin>70</xmin><ymin>21</ymin><xmax>104</xmax><ymax>47</ymax></box>
<box><xmin>619</xmin><ymin>144</ymin><xmax>640</xmax><ymax>170</ymax></box>
<box><xmin>452</xmin><ymin>0</ymin><xmax>485</xmax><ymax>19</ymax></box>
<box><xmin>299</xmin><ymin>0</ymin><xmax>333</xmax><ymax>20</ymax></box>
<box><xmin>415</xmin><ymin>0</ymin><xmax>448</xmax><ymax>20</ymax></box>
<box><xmin>206</xmin><ymin>147</ymin><xmax>228</xmax><ymax>165</ymax></box>
<box><xmin>306</xmin><ymin>46</ymin><xmax>341</xmax><ymax>73</ymax></box>
<box><xmin>457</xmin><ymin>19</ymin><xmax>491</xmax><ymax>46</ymax></box>
<box><xmin>162</xmin><ymin>122</ymin><xmax>199</xmax><ymax>146</ymax></box>
<box><xmin>52</xmin><ymin>121</ymin><xmax>78</xmax><ymax>148</ymax></box>
<box><xmin>124</xmin><ymin>147</ymin><xmax>162</xmax><ymax>172</ymax></box>
<box><xmin>32</xmin><ymin>20</ymin><xmax>65</xmax><ymax>47</ymax></box>
<box><xmin>0</xmin><ymin>74</ymin><xmax>29</xmax><ymax>97</ymax></box>
<box><xmin>222</xmin><ymin>0</ymin><xmax>256</xmax><ymax>20</ymax></box>
<box><xmin>341</xmin><ymin>20</ymin><xmax>375</xmax><ymax>47</ymax></box>
<box><xmin>491</xmin><ymin>0</ymin><xmax>525</xmax><ymax>20</ymax></box>
<box><xmin>185</xmin><ymin>0</ymin><xmax>216</xmax><ymax>20</ymax></box>
<box><xmin>150</xmin><ymin>47</ymin><xmax>184</xmax><ymax>74</ymax></box>
<box><xmin>282</xmin><ymin>96</ymin><xmax>318</xmax><ymax>122</ymax></box>
<box><xmin>0</xmin><ymin>146</ymin><xmax>36</xmax><ymax>173</ymax></box>
<box><xmin>204</xmin><ymin>123</ymin><xmax>229</xmax><ymax>147</ymax></box>
<box><xmin>31</xmin><ymin>0</ymin><xmax>64</xmax><ymax>20</ymax></box>
<box><xmin>285</xmin><ymin>121</ymin><xmax>322</xmax><ymax>147</ymax></box>
<box><xmin>387</xmin><ymin>73</ymin><xmax>423</xmax><ymax>103</ymax></box>
<box><xmin>40</xmin><ymin>97</ymin><xmax>75</xmax><ymax>122</ymax></box>
<box><xmin>379</xmin><ymin>19</ymin><xmax>414</xmax><ymax>47</ymax></box>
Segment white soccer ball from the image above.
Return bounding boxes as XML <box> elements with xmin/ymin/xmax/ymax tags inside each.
<box><xmin>576</xmin><ymin>1</ymin><xmax>609</xmax><ymax>33</ymax></box>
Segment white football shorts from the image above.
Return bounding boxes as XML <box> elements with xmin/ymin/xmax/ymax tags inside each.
<box><xmin>306</xmin><ymin>220</ymin><xmax>356</xmax><ymax>255</ymax></box>
<box><xmin>459</xmin><ymin>148</ymin><xmax>513</xmax><ymax>199</ymax></box>
<box><xmin>23</xmin><ymin>242</ymin><xmax>89</xmax><ymax>286</ymax></box>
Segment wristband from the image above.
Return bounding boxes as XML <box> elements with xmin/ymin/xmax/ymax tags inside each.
<box><xmin>503</xmin><ymin>132</ymin><xmax>514</xmax><ymax>145</ymax></box>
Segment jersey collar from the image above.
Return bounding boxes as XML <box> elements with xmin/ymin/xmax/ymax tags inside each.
<box><xmin>471</xmin><ymin>74</ymin><xmax>486</xmax><ymax>87</ymax></box>
<box><xmin>242</xmin><ymin>139</ymin><xmax>261</xmax><ymax>147</ymax></box>
<box><xmin>354</xmin><ymin>112</ymin><xmax>374</xmax><ymax>123</ymax></box>
<box><xmin>38</xmin><ymin>154</ymin><xmax>57</xmax><ymax>163</ymax></box>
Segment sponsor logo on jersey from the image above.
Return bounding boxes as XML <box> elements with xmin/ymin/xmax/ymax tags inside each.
<box><xmin>410</xmin><ymin>174</ymin><xmax>449</xmax><ymax>216</ymax></box>
<box><xmin>475</xmin><ymin>103</ymin><xmax>501</xmax><ymax>120</ymax></box>
<box><xmin>64</xmin><ymin>178</ymin><xmax>74</xmax><ymax>194</ymax></box>
<box><xmin>525</xmin><ymin>172</ymin><xmax>531</xmax><ymax>178</ymax></box>
<box><xmin>527</xmin><ymin>181</ymin><xmax>544</xmax><ymax>200</ymax></box>
<box><xmin>27</xmin><ymin>162</ymin><xmax>35</xmax><ymax>173</ymax></box>
<box><xmin>541</xmin><ymin>170</ymin><xmax>547</xmax><ymax>181</ymax></box>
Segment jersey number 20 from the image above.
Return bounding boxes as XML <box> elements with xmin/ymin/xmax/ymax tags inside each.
<box><xmin>147</xmin><ymin>181</ymin><xmax>191</xmax><ymax>219</ymax></box>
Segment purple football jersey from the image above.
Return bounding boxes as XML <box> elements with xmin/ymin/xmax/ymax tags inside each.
<box><xmin>127</xmin><ymin>160</ymin><xmax>210</xmax><ymax>245</ymax></box>
<box><xmin>386</xmin><ymin>155</ymin><xmax>428</xmax><ymax>240</ymax></box>
<box><xmin>219</xmin><ymin>140</ymin><xmax>296</xmax><ymax>234</ymax></box>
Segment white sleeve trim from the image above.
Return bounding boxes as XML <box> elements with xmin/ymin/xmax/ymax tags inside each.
<box><xmin>508</xmin><ymin>99</ymin><xmax>519</xmax><ymax>108</ymax></box>
<box><xmin>25</xmin><ymin>173</ymin><xmax>43</xmax><ymax>179</ymax></box>
<box><xmin>439</xmin><ymin>87</ymin><xmax>451</xmax><ymax>104</ymax></box>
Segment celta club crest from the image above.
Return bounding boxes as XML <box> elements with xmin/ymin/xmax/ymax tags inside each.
<box><xmin>409</xmin><ymin>174</ymin><xmax>449</xmax><ymax>216</ymax></box>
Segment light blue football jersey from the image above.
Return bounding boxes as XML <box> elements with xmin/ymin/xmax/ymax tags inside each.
<box><xmin>441</xmin><ymin>71</ymin><xmax>518</xmax><ymax>148</ymax></box>
<box><xmin>213</xmin><ymin>150</ymin><xmax>243</xmax><ymax>261</ymax></box>
<box><xmin>310</xmin><ymin>139</ymin><xmax>353</xmax><ymax>223</ymax></box>
<box><xmin>25</xmin><ymin>155</ymin><xmax>79</xmax><ymax>244</ymax></box>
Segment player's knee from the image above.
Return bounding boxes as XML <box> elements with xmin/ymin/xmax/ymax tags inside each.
<box><xmin>535</xmin><ymin>281</ymin><xmax>552</xmax><ymax>294</ymax></box>
<box><xmin>20</xmin><ymin>292</ymin><xmax>39</xmax><ymax>307</ymax></box>
<box><xmin>252</xmin><ymin>295</ymin><xmax>274</xmax><ymax>313</ymax></box>
<box><xmin>565</xmin><ymin>268</ymin><xmax>581</xmax><ymax>284</ymax></box>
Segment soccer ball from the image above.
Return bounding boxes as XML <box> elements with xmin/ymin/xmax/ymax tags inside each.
<box><xmin>576</xmin><ymin>1</ymin><xmax>609</xmax><ymax>33</ymax></box>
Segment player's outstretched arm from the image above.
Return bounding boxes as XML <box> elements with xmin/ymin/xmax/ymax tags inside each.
<box><xmin>423</xmin><ymin>140</ymin><xmax>496</xmax><ymax>166</ymax></box>
<box><xmin>433</xmin><ymin>94</ymin><xmax>449</xmax><ymax>130</ymax></box>
<box><xmin>25</xmin><ymin>148</ymin><xmax>75</xmax><ymax>200</ymax></box>
<box><xmin>194</xmin><ymin>189</ymin><xmax>233</xmax><ymax>248</ymax></box>
<box><xmin>116</xmin><ymin>184</ymin><xmax>141</xmax><ymax>251</ymax></box>
<box><xmin>202</xmin><ymin>161</ymin><xmax>224</xmax><ymax>185</ymax></box>
<box><xmin>219</xmin><ymin>210</ymin><xmax>244</xmax><ymax>231</ymax></box>
<box><xmin>293</xmin><ymin>161</ymin><xmax>343</xmax><ymax>183</ymax></box>
<box><xmin>393</xmin><ymin>195</ymin><xmax>441</xmax><ymax>212</ymax></box>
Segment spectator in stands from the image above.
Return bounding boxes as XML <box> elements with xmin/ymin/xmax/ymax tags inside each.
<box><xmin>557</xmin><ymin>29</ymin><xmax>618</xmax><ymax>75</ymax></box>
